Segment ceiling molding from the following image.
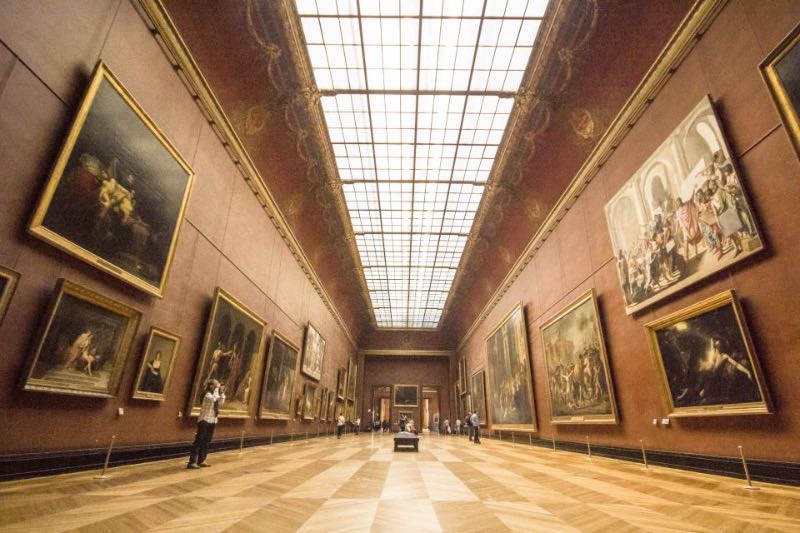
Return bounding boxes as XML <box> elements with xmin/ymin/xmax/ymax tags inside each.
<box><xmin>360</xmin><ymin>350</ymin><xmax>454</xmax><ymax>358</ymax></box>
<box><xmin>456</xmin><ymin>0</ymin><xmax>728</xmax><ymax>352</ymax></box>
<box><xmin>135</xmin><ymin>0</ymin><xmax>359</xmax><ymax>348</ymax></box>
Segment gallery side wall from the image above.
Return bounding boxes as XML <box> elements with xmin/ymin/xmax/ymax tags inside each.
<box><xmin>0</xmin><ymin>0</ymin><xmax>356</xmax><ymax>455</ymax></box>
<box><xmin>361</xmin><ymin>356</ymin><xmax>451</xmax><ymax>432</ymax></box>
<box><xmin>457</xmin><ymin>0</ymin><xmax>800</xmax><ymax>463</ymax></box>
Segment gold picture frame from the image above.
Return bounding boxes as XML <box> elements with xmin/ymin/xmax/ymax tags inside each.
<box><xmin>645</xmin><ymin>290</ymin><xmax>771</xmax><ymax>418</ymax></box>
<box><xmin>0</xmin><ymin>265</ymin><xmax>21</xmax><ymax>327</ymax></box>
<box><xmin>28</xmin><ymin>62</ymin><xmax>194</xmax><ymax>298</ymax></box>
<box><xmin>302</xmin><ymin>382</ymin><xmax>317</xmax><ymax>420</ymax></box>
<box><xmin>336</xmin><ymin>367</ymin><xmax>346</xmax><ymax>400</ymax></box>
<box><xmin>258</xmin><ymin>331</ymin><xmax>300</xmax><ymax>420</ymax></box>
<box><xmin>469</xmin><ymin>369</ymin><xmax>488</xmax><ymax>427</ymax></box>
<box><xmin>485</xmin><ymin>302</ymin><xmax>537</xmax><ymax>432</ymax></box>
<box><xmin>393</xmin><ymin>384</ymin><xmax>418</xmax><ymax>407</ymax></box>
<box><xmin>131</xmin><ymin>327</ymin><xmax>180</xmax><ymax>401</ymax></box>
<box><xmin>761</xmin><ymin>22</ymin><xmax>800</xmax><ymax>158</ymax></box>
<box><xmin>301</xmin><ymin>322</ymin><xmax>325</xmax><ymax>381</ymax></box>
<box><xmin>188</xmin><ymin>287</ymin><xmax>268</xmax><ymax>418</ymax></box>
<box><xmin>20</xmin><ymin>279</ymin><xmax>141</xmax><ymax>398</ymax></box>
<box><xmin>346</xmin><ymin>355</ymin><xmax>357</xmax><ymax>401</ymax></box>
<box><xmin>540</xmin><ymin>290</ymin><xmax>619</xmax><ymax>425</ymax></box>
<box><xmin>458</xmin><ymin>357</ymin><xmax>468</xmax><ymax>395</ymax></box>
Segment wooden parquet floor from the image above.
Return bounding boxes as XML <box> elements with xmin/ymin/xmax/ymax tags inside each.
<box><xmin>1</xmin><ymin>433</ymin><xmax>799</xmax><ymax>532</ymax></box>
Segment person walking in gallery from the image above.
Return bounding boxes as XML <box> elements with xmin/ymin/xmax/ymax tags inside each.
<box><xmin>337</xmin><ymin>412</ymin><xmax>345</xmax><ymax>438</ymax></box>
<box><xmin>467</xmin><ymin>413</ymin><xmax>474</xmax><ymax>441</ymax></box>
<box><xmin>471</xmin><ymin>410</ymin><xmax>481</xmax><ymax>444</ymax></box>
<box><xmin>444</xmin><ymin>418</ymin><xmax>451</xmax><ymax>435</ymax></box>
<box><xmin>354</xmin><ymin>416</ymin><xmax>361</xmax><ymax>435</ymax></box>
<box><xmin>187</xmin><ymin>379</ymin><xmax>225</xmax><ymax>469</ymax></box>
<box><xmin>455</xmin><ymin>417</ymin><xmax>462</xmax><ymax>435</ymax></box>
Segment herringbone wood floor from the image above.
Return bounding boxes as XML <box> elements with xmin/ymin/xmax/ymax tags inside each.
<box><xmin>1</xmin><ymin>432</ymin><xmax>799</xmax><ymax>532</ymax></box>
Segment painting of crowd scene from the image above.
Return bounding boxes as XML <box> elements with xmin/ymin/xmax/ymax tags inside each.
<box><xmin>29</xmin><ymin>63</ymin><xmax>194</xmax><ymax>297</ymax></box>
<box><xmin>485</xmin><ymin>303</ymin><xmax>537</xmax><ymax>432</ymax></box>
<box><xmin>259</xmin><ymin>332</ymin><xmax>300</xmax><ymax>419</ymax></box>
<box><xmin>21</xmin><ymin>279</ymin><xmax>141</xmax><ymax>398</ymax></box>
<box><xmin>301</xmin><ymin>323</ymin><xmax>325</xmax><ymax>381</ymax></box>
<box><xmin>605</xmin><ymin>97</ymin><xmax>763</xmax><ymax>315</ymax></box>
<box><xmin>470</xmin><ymin>370</ymin><xmax>487</xmax><ymax>426</ymax></box>
<box><xmin>540</xmin><ymin>290</ymin><xmax>618</xmax><ymax>424</ymax></box>
<box><xmin>645</xmin><ymin>290</ymin><xmax>771</xmax><ymax>417</ymax></box>
<box><xmin>189</xmin><ymin>288</ymin><xmax>267</xmax><ymax>418</ymax></box>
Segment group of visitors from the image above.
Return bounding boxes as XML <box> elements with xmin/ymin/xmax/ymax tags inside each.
<box><xmin>443</xmin><ymin>411</ymin><xmax>481</xmax><ymax>443</ymax></box>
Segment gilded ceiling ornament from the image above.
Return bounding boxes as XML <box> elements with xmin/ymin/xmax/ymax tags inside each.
<box><xmin>569</xmin><ymin>107</ymin><xmax>596</xmax><ymax>140</ymax></box>
<box><xmin>525</xmin><ymin>199</ymin><xmax>543</xmax><ymax>222</ymax></box>
<box><xmin>513</xmin><ymin>90</ymin><xmax>537</xmax><ymax>114</ymax></box>
<box><xmin>244</xmin><ymin>103</ymin><xmax>270</xmax><ymax>136</ymax></box>
<box><xmin>285</xmin><ymin>190</ymin><xmax>305</xmax><ymax>219</ymax></box>
<box><xmin>499</xmin><ymin>246</ymin><xmax>513</xmax><ymax>265</ymax></box>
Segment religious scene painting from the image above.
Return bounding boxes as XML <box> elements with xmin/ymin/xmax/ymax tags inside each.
<box><xmin>761</xmin><ymin>23</ymin><xmax>800</xmax><ymax>157</ymax></box>
<box><xmin>302</xmin><ymin>382</ymin><xmax>317</xmax><ymax>420</ymax></box>
<box><xmin>301</xmin><ymin>323</ymin><xmax>325</xmax><ymax>381</ymax></box>
<box><xmin>131</xmin><ymin>327</ymin><xmax>180</xmax><ymax>401</ymax></box>
<box><xmin>336</xmin><ymin>367</ymin><xmax>346</xmax><ymax>400</ymax></box>
<box><xmin>645</xmin><ymin>290</ymin><xmax>771</xmax><ymax>417</ymax></box>
<box><xmin>189</xmin><ymin>288</ymin><xmax>267</xmax><ymax>418</ymax></box>
<box><xmin>258</xmin><ymin>332</ymin><xmax>300</xmax><ymax>420</ymax></box>
<box><xmin>0</xmin><ymin>265</ymin><xmax>20</xmax><ymax>327</ymax></box>
<box><xmin>540</xmin><ymin>290</ymin><xmax>618</xmax><ymax>424</ymax></box>
<box><xmin>605</xmin><ymin>96</ymin><xmax>763</xmax><ymax>315</ymax></box>
<box><xmin>470</xmin><ymin>370</ymin><xmax>488</xmax><ymax>426</ymax></box>
<box><xmin>393</xmin><ymin>384</ymin><xmax>419</xmax><ymax>407</ymax></box>
<box><xmin>21</xmin><ymin>279</ymin><xmax>141</xmax><ymax>398</ymax></box>
<box><xmin>28</xmin><ymin>62</ymin><xmax>194</xmax><ymax>297</ymax></box>
<box><xmin>485</xmin><ymin>303</ymin><xmax>537</xmax><ymax>432</ymax></box>
<box><xmin>346</xmin><ymin>356</ymin><xmax>357</xmax><ymax>400</ymax></box>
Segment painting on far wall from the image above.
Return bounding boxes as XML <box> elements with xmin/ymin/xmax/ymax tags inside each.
<box><xmin>336</xmin><ymin>367</ymin><xmax>346</xmax><ymax>400</ymax></box>
<box><xmin>393</xmin><ymin>384</ymin><xmax>419</xmax><ymax>407</ymax></box>
<box><xmin>20</xmin><ymin>279</ymin><xmax>141</xmax><ymax>398</ymax></box>
<box><xmin>28</xmin><ymin>62</ymin><xmax>194</xmax><ymax>298</ymax></box>
<box><xmin>188</xmin><ymin>287</ymin><xmax>267</xmax><ymax>418</ymax></box>
<box><xmin>258</xmin><ymin>331</ymin><xmax>300</xmax><ymax>420</ymax></box>
<box><xmin>131</xmin><ymin>327</ymin><xmax>180</xmax><ymax>401</ymax></box>
<box><xmin>301</xmin><ymin>323</ymin><xmax>325</xmax><ymax>381</ymax></box>
<box><xmin>346</xmin><ymin>356</ymin><xmax>357</xmax><ymax>401</ymax></box>
<box><xmin>469</xmin><ymin>370</ymin><xmax>488</xmax><ymax>426</ymax></box>
<box><xmin>485</xmin><ymin>303</ymin><xmax>537</xmax><ymax>432</ymax></box>
<box><xmin>645</xmin><ymin>290</ymin><xmax>771</xmax><ymax>418</ymax></box>
<box><xmin>540</xmin><ymin>290</ymin><xmax>618</xmax><ymax>424</ymax></box>
<box><xmin>302</xmin><ymin>382</ymin><xmax>317</xmax><ymax>420</ymax></box>
<box><xmin>605</xmin><ymin>96</ymin><xmax>764</xmax><ymax>315</ymax></box>
<box><xmin>0</xmin><ymin>265</ymin><xmax>20</xmax><ymax>327</ymax></box>
<box><xmin>761</xmin><ymin>22</ymin><xmax>800</xmax><ymax>158</ymax></box>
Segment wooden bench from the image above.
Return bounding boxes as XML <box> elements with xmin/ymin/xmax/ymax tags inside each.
<box><xmin>393</xmin><ymin>432</ymin><xmax>419</xmax><ymax>452</ymax></box>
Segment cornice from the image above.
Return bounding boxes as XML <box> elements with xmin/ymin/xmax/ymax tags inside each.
<box><xmin>455</xmin><ymin>0</ymin><xmax>728</xmax><ymax>352</ymax></box>
<box><xmin>360</xmin><ymin>350</ymin><xmax>454</xmax><ymax>358</ymax></box>
<box><xmin>135</xmin><ymin>0</ymin><xmax>358</xmax><ymax>348</ymax></box>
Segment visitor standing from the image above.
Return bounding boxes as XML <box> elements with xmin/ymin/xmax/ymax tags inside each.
<box><xmin>471</xmin><ymin>410</ymin><xmax>481</xmax><ymax>444</ymax></box>
<box><xmin>337</xmin><ymin>412</ymin><xmax>345</xmax><ymax>438</ymax></box>
<box><xmin>187</xmin><ymin>379</ymin><xmax>225</xmax><ymax>469</ymax></box>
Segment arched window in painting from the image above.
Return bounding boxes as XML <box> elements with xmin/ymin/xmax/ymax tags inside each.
<box><xmin>611</xmin><ymin>195</ymin><xmax>641</xmax><ymax>254</ymax></box>
<box><xmin>683</xmin><ymin>116</ymin><xmax>721</xmax><ymax>171</ymax></box>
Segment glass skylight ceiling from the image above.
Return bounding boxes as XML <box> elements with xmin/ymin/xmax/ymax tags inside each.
<box><xmin>295</xmin><ymin>0</ymin><xmax>547</xmax><ymax>328</ymax></box>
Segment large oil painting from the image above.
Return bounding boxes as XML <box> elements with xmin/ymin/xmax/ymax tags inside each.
<box><xmin>301</xmin><ymin>323</ymin><xmax>325</xmax><ymax>381</ymax></box>
<box><xmin>336</xmin><ymin>367</ymin><xmax>346</xmax><ymax>400</ymax></box>
<box><xmin>258</xmin><ymin>331</ymin><xmax>300</xmax><ymax>420</ymax></box>
<box><xmin>469</xmin><ymin>370</ymin><xmax>487</xmax><ymax>426</ymax></box>
<box><xmin>302</xmin><ymin>382</ymin><xmax>317</xmax><ymax>420</ymax></box>
<box><xmin>761</xmin><ymin>23</ymin><xmax>800</xmax><ymax>158</ymax></box>
<box><xmin>605</xmin><ymin>96</ymin><xmax>763</xmax><ymax>315</ymax></box>
<box><xmin>188</xmin><ymin>288</ymin><xmax>267</xmax><ymax>418</ymax></box>
<box><xmin>28</xmin><ymin>62</ymin><xmax>194</xmax><ymax>297</ymax></box>
<box><xmin>346</xmin><ymin>356</ymin><xmax>357</xmax><ymax>400</ymax></box>
<box><xmin>645</xmin><ymin>290</ymin><xmax>771</xmax><ymax>417</ymax></box>
<box><xmin>21</xmin><ymin>279</ymin><xmax>141</xmax><ymax>398</ymax></box>
<box><xmin>393</xmin><ymin>384</ymin><xmax>418</xmax><ymax>407</ymax></box>
<box><xmin>0</xmin><ymin>265</ymin><xmax>20</xmax><ymax>327</ymax></box>
<box><xmin>540</xmin><ymin>290</ymin><xmax>618</xmax><ymax>424</ymax></box>
<box><xmin>131</xmin><ymin>327</ymin><xmax>180</xmax><ymax>401</ymax></box>
<box><xmin>485</xmin><ymin>303</ymin><xmax>537</xmax><ymax>432</ymax></box>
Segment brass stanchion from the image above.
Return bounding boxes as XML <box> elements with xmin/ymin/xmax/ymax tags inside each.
<box><xmin>586</xmin><ymin>436</ymin><xmax>592</xmax><ymax>460</ymax></box>
<box><xmin>512</xmin><ymin>432</ymin><xmax>516</xmax><ymax>448</ymax></box>
<box><xmin>552</xmin><ymin>435</ymin><xmax>556</xmax><ymax>452</ymax></box>
<box><xmin>238</xmin><ymin>430</ymin><xmax>245</xmax><ymax>455</ymax></box>
<box><xmin>94</xmin><ymin>435</ymin><xmax>116</xmax><ymax>480</ymax></box>
<box><xmin>270</xmin><ymin>431</ymin><xmax>274</xmax><ymax>445</ymax></box>
<box><xmin>528</xmin><ymin>433</ymin><xmax>532</xmax><ymax>447</ymax></box>
<box><xmin>738</xmin><ymin>445</ymin><xmax>759</xmax><ymax>490</ymax></box>
<box><xmin>640</xmin><ymin>439</ymin><xmax>649</xmax><ymax>471</ymax></box>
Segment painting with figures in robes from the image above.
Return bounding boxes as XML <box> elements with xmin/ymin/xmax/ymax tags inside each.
<box><xmin>301</xmin><ymin>323</ymin><xmax>325</xmax><ymax>381</ymax></box>
<box><xmin>259</xmin><ymin>331</ymin><xmax>300</xmax><ymax>419</ymax></box>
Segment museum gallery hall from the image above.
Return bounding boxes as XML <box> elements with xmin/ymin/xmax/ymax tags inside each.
<box><xmin>1</xmin><ymin>0</ymin><xmax>800</xmax><ymax>531</ymax></box>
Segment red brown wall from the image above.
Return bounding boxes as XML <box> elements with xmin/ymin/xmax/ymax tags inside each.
<box><xmin>0</xmin><ymin>0</ymin><xmax>356</xmax><ymax>454</ymax></box>
<box><xmin>361</xmin><ymin>356</ymin><xmax>451</xmax><ymax>431</ymax></box>
<box><xmin>457</xmin><ymin>0</ymin><xmax>800</xmax><ymax>463</ymax></box>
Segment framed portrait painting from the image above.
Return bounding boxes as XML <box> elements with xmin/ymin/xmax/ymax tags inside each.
<box><xmin>188</xmin><ymin>287</ymin><xmax>267</xmax><ymax>418</ymax></box>
<box><xmin>302</xmin><ymin>382</ymin><xmax>317</xmax><ymax>420</ymax></box>
<box><xmin>645</xmin><ymin>290</ymin><xmax>771</xmax><ymax>417</ymax></box>
<box><xmin>469</xmin><ymin>370</ymin><xmax>488</xmax><ymax>426</ymax></box>
<box><xmin>0</xmin><ymin>265</ymin><xmax>20</xmax><ymax>327</ymax></box>
<box><xmin>605</xmin><ymin>96</ymin><xmax>764</xmax><ymax>315</ymax></box>
<box><xmin>540</xmin><ymin>290</ymin><xmax>619</xmax><ymax>424</ymax></box>
<box><xmin>393</xmin><ymin>384</ymin><xmax>418</xmax><ymax>407</ymax></box>
<box><xmin>761</xmin><ymin>23</ymin><xmax>800</xmax><ymax>158</ymax></box>
<box><xmin>301</xmin><ymin>323</ymin><xmax>325</xmax><ymax>381</ymax></box>
<box><xmin>258</xmin><ymin>331</ymin><xmax>300</xmax><ymax>420</ymax></box>
<box><xmin>131</xmin><ymin>327</ymin><xmax>180</xmax><ymax>401</ymax></box>
<box><xmin>28</xmin><ymin>62</ymin><xmax>194</xmax><ymax>298</ymax></box>
<box><xmin>485</xmin><ymin>303</ymin><xmax>537</xmax><ymax>432</ymax></box>
<box><xmin>20</xmin><ymin>279</ymin><xmax>141</xmax><ymax>398</ymax></box>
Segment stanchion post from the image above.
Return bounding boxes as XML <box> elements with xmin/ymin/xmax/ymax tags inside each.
<box><xmin>94</xmin><ymin>435</ymin><xmax>117</xmax><ymax>480</ymax></box>
<box><xmin>552</xmin><ymin>434</ymin><xmax>556</xmax><ymax>452</ymax></box>
<box><xmin>512</xmin><ymin>432</ymin><xmax>516</xmax><ymax>448</ymax></box>
<box><xmin>529</xmin><ymin>433</ymin><xmax>532</xmax><ymax>447</ymax></box>
<box><xmin>239</xmin><ymin>430</ymin><xmax>245</xmax><ymax>455</ymax></box>
<box><xmin>586</xmin><ymin>436</ymin><xmax>592</xmax><ymax>460</ymax></box>
<box><xmin>738</xmin><ymin>445</ymin><xmax>759</xmax><ymax>490</ymax></box>
<box><xmin>270</xmin><ymin>431</ymin><xmax>274</xmax><ymax>446</ymax></box>
<box><xmin>640</xmin><ymin>439</ymin><xmax>649</xmax><ymax>470</ymax></box>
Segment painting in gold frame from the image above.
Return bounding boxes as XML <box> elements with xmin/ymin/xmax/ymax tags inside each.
<box><xmin>336</xmin><ymin>367</ymin><xmax>346</xmax><ymax>400</ymax></box>
<box><xmin>301</xmin><ymin>323</ymin><xmax>325</xmax><ymax>381</ymax></box>
<box><xmin>28</xmin><ymin>62</ymin><xmax>194</xmax><ymax>298</ymax></box>
<box><xmin>188</xmin><ymin>287</ymin><xmax>267</xmax><ymax>418</ymax></box>
<box><xmin>393</xmin><ymin>384</ymin><xmax>418</xmax><ymax>407</ymax></box>
<box><xmin>328</xmin><ymin>392</ymin><xmax>336</xmax><ymax>421</ymax></box>
<box><xmin>131</xmin><ymin>327</ymin><xmax>180</xmax><ymax>401</ymax></box>
<box><xmin>452</xmin><ymin>380</ymin><xmax>460</xmax><ymax>420</ymax></box>
<box><xmin>645</xmin><ymin>290</ymin><xmax>771</xmax><ymax>418</ymax></box>
<box><xmin>301</xmin><ymin>382</ymin><xmax>317</xmax><ymax>420</ymax></box>
<box><xmin>761</xmin><ymin>22</ymin><xmax>800</xmax><ymax>158</ymax></box>
<box><xmin>458</xmin><ymin>357</ymin><xmax>467</xmax><ymax>395</ymax></box>
<box><xmin>346</xmin><ymin>356</ymin><xmax>358</xmax><ymax>401</ymax></box>
<box><xmin>258</xmin><ymin>331</ymin><xmax>300</xmax><ymax>420</ymax></box>
<box><xmin>469</xmin><ymin>369</ymin><xmax>488</xmax><ymax>427</ymax></box>
<box><xmin>20</xmin><ymin>279</ymin><xmax>141</xmax><ymax>398</ymax></box>
<box><xmin>0</xmin><ymin>265</ymin><xmax>20</xmax><ymax>328</ymax></box>
<box><xmin>540</xmin><ymin>290</ymin><xmax>619</xmax><ymax>425</ymax></box>
<box><xmin>320</xmin><ymin>388</ymin><xmax>329</xmax><ymax>421</ymax></box>
<box><xmin>485</xmin><ymin>302</ymin><xmax>537</xmax><ymax>432</ymax></box>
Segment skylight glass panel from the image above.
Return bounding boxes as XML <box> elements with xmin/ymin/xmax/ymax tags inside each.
<box><xmin>295</xmin><ymin>0</ymin><xmax>549</xmax><ymax>327</ymax></box>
